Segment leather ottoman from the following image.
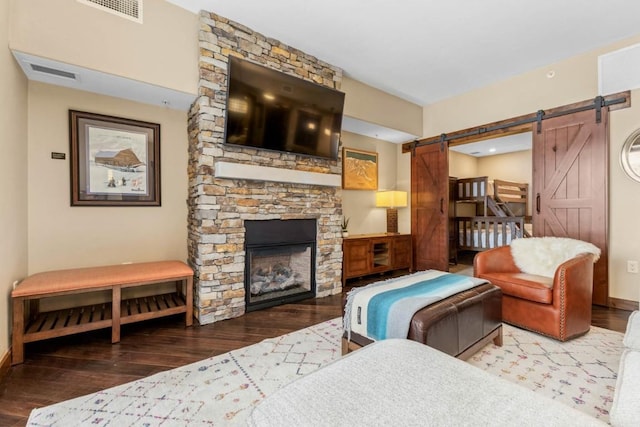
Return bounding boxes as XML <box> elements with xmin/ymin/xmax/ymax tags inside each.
<box><xmin>343</xmin><ymin>282</ymin><xmax>503</xmax><ymax>360</ymax></box>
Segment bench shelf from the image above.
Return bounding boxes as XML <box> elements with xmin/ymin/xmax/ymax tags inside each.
<box><xmin>22</xmin><ymin>291</ymin><xmax>188</xmax><ymax>344</ymax></box>
<box><xmin>121</xmin><ymin>292</ymin><xmax>187</xmax><ymax>323</ymax></box>
<box><xmin>24</xmin><ymin>303</ymin><xmax>113</xmax><ymax>343</ymax></box>
<box><xmin>12</xmin><ymin>261</ymin><xmax>194</xmax><ymax>365</ymax></box>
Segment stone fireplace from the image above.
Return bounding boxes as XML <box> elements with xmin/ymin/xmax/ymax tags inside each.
<box><xmin>187</xmin><ymin>12</ymin><xmax>344</xmax><ymax>325</ymax></box>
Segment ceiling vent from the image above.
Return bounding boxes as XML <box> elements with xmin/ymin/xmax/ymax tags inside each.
<box><xmin>77</xmin><ymin>0</ymin><xmax>142</xmax><ymax>23</ymax></box>
<box><xmin>30</xmin><ymin>64</ymin><xmax>77</xmax><ymax>80</ymax></box>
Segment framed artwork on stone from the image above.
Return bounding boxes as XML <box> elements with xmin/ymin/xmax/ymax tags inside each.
<box><xmin>342</xmin><ymin>147</ymin><xmax>378</xmax><ymax>191</ymax></box>
<box><xmin>69</xmin><ymin>110</ymin><xmax>161</xmax><ymax>206</ymax></box>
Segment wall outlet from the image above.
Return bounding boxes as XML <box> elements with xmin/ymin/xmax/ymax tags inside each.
<box><xmin>627</xmin><ymin>260</ymin><xmax>639</xmax><ymax>274</ymax></box>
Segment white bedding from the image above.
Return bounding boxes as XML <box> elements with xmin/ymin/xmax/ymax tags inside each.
<box><xmin>460</xmin><ymin>228</ymin><xmax>511</xmax><ymax>249</ymax></box>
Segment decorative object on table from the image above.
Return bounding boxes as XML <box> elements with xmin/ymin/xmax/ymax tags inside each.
<box><xmin>342</xmin><ymin>147</ymin><xmax>378</xmax><ymax>190</ymax></box>
<box><xmin>69</xmin><ymin>110</ymin><xmax>161</xmax><ymax>206</ymax></box>
<box><xmin>376</xmin><ymin>190</ymin><xmax>408</xmax><ymax>233</ymax></box>
<box><xmin>341</xmin><ymin>216</ymin><xmax>350</xmax><ymax>237</ymax></box>
<box><xmin>621</xmin><ymin>128</ymin><xmax>640</xmax><ymax>183</ymax></box>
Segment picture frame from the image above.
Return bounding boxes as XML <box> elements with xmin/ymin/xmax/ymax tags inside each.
<box><xmin>69</xmin><ymin>110</ymin><xmax>161</xmax><ymax>206</ymax></box>
<box><xmin>342</xmin><ymin>147</ymin><xmax>378</xmax><ymax>190</ymax></box>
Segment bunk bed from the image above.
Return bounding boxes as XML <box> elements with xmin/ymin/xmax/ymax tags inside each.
<box><xmin>451</xmin><ymin>176</ymin><xmax>530</xmax><ymax>257</ymax></box>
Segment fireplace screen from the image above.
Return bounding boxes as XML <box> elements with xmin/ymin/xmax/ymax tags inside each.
<box><xmin>248</xmin><ymin>244</ymin><xmax>312</xmax><ymax>305</ymax></box>
<box><xmin>244</xmin><ymin>219</ymin><xmax>316</xmax><ymax>311</ymax></box>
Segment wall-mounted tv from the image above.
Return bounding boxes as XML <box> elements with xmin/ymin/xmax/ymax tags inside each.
<box><xmin>224</xmin><ymin>56</ymin><xmax>345</xmax><ymax>160</ymax></box>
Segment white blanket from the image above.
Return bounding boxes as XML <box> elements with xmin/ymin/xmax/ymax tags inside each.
<box><xmin>248</xmin><ymin>339</ymin><xmax>606</xmax><ymax>427</ymax></box>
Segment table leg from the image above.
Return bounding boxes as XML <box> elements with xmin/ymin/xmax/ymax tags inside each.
<box><xmin>112</xmin><ymin>286</ymin><xmax>121</xmax><ymax>343</ymax></box>
<box><xmin>185</xmin><ymin>277</ymin><xmax>193</xmax><ymax>327</ymax></box>
<box><xmin>11</xmin><ymin>297</ymin><xmax>25</xmax><ymax>365</ymax></box>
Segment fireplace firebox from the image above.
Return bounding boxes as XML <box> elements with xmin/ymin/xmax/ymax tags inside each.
<box><xmin>244</xmin><ymin>219</ymin><xmax>316</xmax><ymax>311</ymax></box>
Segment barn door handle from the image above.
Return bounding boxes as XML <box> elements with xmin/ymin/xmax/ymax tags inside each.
<box><xmin>536</xmin><ymin>193</ymin><xmax>541</xmax><ymax>213</ymax></box>
<box><xmin>440</xmin><ymin>198</ymin><xmax>444</xmax><ymax>214</ymax></box>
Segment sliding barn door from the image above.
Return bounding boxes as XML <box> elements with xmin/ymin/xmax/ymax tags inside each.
<box><xmin>411</xmin><ymin>142</ymin><xmax>449</xmax><ymax>271</ymax></box>
<box><xmin>533</xmin><ymin>109</ymin><xmax>609</xmax><ymax>305</ymax></box>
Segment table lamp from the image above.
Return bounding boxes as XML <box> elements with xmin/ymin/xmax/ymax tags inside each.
<box><xmin>375</xmin><ymin>190</ymin><xmax>408</xmax><ymax>234</ymax></box>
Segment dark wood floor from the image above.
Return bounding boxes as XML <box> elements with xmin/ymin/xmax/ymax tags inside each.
<box><xmin>0</xmin><ymin>276</ymin><xmax>633</xmax><ymax>426</ymax></box>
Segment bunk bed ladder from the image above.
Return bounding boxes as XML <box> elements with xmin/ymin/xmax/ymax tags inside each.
<box><xmin>488</xmin><ymin>196</ymin><xmax>531</xmax><ymax>237</ymax></box>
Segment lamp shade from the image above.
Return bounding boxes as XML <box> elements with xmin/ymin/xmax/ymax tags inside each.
<box><xmin>376</xmin><ymin>190</ymin><xmax>408</xmax><ymax>208</ymax></box>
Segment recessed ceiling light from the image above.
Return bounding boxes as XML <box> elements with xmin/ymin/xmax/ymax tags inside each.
<box><xmin>546</xmin><ymin>70</ymin><xmax>556</xmax><ymax>79</ymax></box>
<box><xmin>489</xmin><ymin>148</ymin><xmax>496</xmax><ymax>153</ymax></box>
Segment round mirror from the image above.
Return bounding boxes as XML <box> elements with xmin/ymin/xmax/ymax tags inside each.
<box><xmin>621</xmin><ymin>129</ymin><xmax>640</xmax><ymax>183</ymax></box>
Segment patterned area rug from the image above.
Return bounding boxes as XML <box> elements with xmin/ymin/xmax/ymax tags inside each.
<box><xmin>28</xmin><ymin>319</ymin><xmax>623</xmax><ymax>426</ymax></box>
<box><xmin>468</xmin><ymin>324</ymin><xmax>624</xmax><ymax>422</ymax></box>
<box><xmin>27</xmin><ymin>319</ymin><xmax>342</xmax><ymax>426</ymax></box>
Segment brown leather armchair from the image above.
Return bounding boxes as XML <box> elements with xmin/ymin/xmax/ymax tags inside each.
<box><xmin>474</xmin><ymin>245</ymin><xmax>594</xmax><ymax>341</ymax></box>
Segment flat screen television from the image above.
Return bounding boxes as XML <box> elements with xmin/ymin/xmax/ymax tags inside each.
<box><xmin>224</xmin><ymin>56</ymin><xmax>345</xmax><ymax>160</ymax></box>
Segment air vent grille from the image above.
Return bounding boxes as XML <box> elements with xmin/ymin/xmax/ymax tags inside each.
<box><xmin>78</xmin><ymin>0</ymin><xmax>142</xmax><ymax>23</ymax></box>
<box><xmin>30</xmin><ymin>64</ymin><xmax>77</xmax><ymax>80</ymax></box>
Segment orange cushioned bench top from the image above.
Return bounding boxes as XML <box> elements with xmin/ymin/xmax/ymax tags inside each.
<box><xmin>12</xmin><ymin>261</ymin><xmax>193</xmax><ymax>298</ymax></box>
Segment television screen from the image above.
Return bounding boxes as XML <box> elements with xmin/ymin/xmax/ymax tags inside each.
<box><xmin>224</xmin><ymin>56</ymin><xmax>344</xmax><ymax>160</ymax></box>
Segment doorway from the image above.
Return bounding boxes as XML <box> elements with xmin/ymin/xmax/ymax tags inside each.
<box><xmin>448</xmin><ymin>132</ymin><xmax>533</xmax><ymax>271</ymax></box>
<box><xmin>409</xmin><ymin>94</ymin><xmax>622</xmax><ymax>306</ymax></box>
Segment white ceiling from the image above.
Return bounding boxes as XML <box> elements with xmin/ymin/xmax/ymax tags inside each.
<box><xmin>449</xmin><ymin>132</ymin><xmax>532</xmax><ymax>157</ymax></box>
<box><xmin>167</xmin><ymin>0</ymin><xmax>640</xmax><ymax>106</ymax></box>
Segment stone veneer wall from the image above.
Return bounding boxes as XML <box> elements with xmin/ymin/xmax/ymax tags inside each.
<box><xmin>187</xmin><ymin>11</ymin><xmax>344</xmax><ymax>325</ymax></box>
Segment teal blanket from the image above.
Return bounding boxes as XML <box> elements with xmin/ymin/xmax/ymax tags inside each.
<box><xmin>344</xmin><ymin>270</ymin><xmax>487</xmax><ymax>341</ymax></box>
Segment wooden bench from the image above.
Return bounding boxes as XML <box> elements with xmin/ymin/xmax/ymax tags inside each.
<box><xmin>11</xmin><ymin>260</ymin><xmax>193</xmax><ymax>365</ymax></box>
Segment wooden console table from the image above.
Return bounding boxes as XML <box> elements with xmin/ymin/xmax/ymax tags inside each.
<box><xmin>342</xmin><ymin>233</ymin><xmax>412</xmax><ymax>285</ymax></box>
<box><xmin>11</xmin><ymin>261</ymin><xmax>193</xmax><ymax>365</ymax></box>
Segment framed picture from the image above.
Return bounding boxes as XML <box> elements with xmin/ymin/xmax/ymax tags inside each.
<box><xmin>69</xmin><ymin>110</ymin><xmax>161</xmax><ymax>206</ymax></box>
<box><xmin>342</xmin><ymin>147</ymin><xmax>378</xmax><ymax>190</ymax></box>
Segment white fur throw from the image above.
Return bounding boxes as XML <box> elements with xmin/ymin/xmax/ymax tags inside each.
<box><xmin>510</xmin><ymin>237</ymin><xmax>600</xmax><ymax>278</ymax></box>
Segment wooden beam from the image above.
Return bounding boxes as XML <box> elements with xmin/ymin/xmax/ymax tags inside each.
<box><xmin>402</xmin><ymin>90</ymin><xmax>631</xmax><ymax>153</ymax></box>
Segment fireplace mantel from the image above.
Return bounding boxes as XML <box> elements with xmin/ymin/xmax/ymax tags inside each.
<box><xmin>214</xmin><ymin>161</ymin><xmax>341</xmax><ymax>187</ymax></box>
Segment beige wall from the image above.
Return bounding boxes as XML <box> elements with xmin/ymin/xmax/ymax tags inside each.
<box><xmin>27</xmin><ymin>83</ymin><xmax>189</xmax><ymax>273</ymax></box>
<box><xmin>477</xmin><ymin>150</ymin><xmax>533</xmax><ymax>216</ymax></box>
<box><xmin>1</xmin><ymin>0</ymin><xmax>28</xmax><ymax>362</ymax></box>
<box><xmin>342</xmin><ymin>77</ymin><xmax>423</xmax><ymax>136</ymax></box>
<box><xmin>609</xmin><ymin>88</ymin><xmax>640</xmax><ymax>303</ymax></box>
<box><xmin>341</xmin><ymin>132</ymin><xmax>402</xmax><ymax>235</ymax></box>
<box><xmin>411</xmin><ymin>35</ymin><xmax>640</xmax><ymax>304</ymax></box>
<box><xmin>422</xmin><ymin>33</ymin><xmax>640</xmax><ymax>136</ymax></box>
<box><xmin>340</xmin><ymin>78</ymin><xmax>422</xmax><ymax>236</ymax></box>
<box><xmin>9</xmin><ymin>0</ymin><xmax>198</xmax><ymax>95</ymax></box>
<box><xmin>449</xmin><ymin>150</ymin><xmax>479</xmax><ymax>179</ymax></box>
<box><xmin>477</xmin><ymin>150</ymin><xmax>532</xmax><ymax>185</ymax></box>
